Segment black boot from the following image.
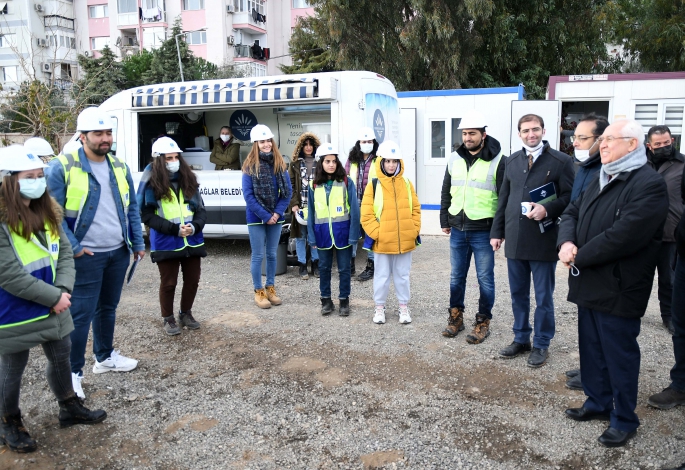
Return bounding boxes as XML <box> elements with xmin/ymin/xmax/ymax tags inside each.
<box><xmin>311</xmin><ymin>260</ymin><xmax>320</xmax><ymax>278</ymax></box>
<box><xmin>58</xmin><ymin>396</ymin><xmax>107</xmax><ymax>428</ymax></box>
<box><xmin>320</xmin><ymin>297</ymin><xmax>334</xmax><ymax>315</ymax></box>
<box><xmin>0</xmin><ymin>412</ymin><xmax>36</xmax><ymax>453</ymax></box>
<box><xmin>357</xmin><ymin>259</ymin><xmax>374</xmax><ymax>282</ymax></box>
<box><xmin>339</xmin><ymin>298</ymin><xmax>350</xmax><ymax>316</ymax></box>
<box><xmin>299</xmin><ymin>262</ymin><xmax>309</xmax><ymax>279</ymax></box>
<box><xmin>350</xmin><ymin>257</ymin><xmax>356</xmax><ymax>276</ymax></box>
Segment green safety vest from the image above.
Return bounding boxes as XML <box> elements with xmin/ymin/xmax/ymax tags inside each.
<box><xmin>150</xmin><ymin>189</ymin><xmax>205</xmax><ymax>252</ymax></box>
<box><xmin>371</xmin><ymin>176</ymin><xmax>413</xmax><ymax>221</ymax></box>
<box><xmin>56</xmin><ymin>151</ymin><xmax>131</xmax><ymax>245</ymax></box>
<box><xmin>447</xmin><ymin>151</ymin><xmax>503</xmax><ymax>220</ymax></box>
<box><xmin>349</xmin><ymin>158</ymin><xmax>377</xmax><ymax>189</ymax></box>
<box><xmin>312</xmin><ymin>181</ymin><xmax>351</xmax><ymax>249</ymax></box>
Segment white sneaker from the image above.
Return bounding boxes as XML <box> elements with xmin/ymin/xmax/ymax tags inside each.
<box><xmin>71</xmin><ymin>372</ymin><xmax>85</xmax><ymax>399</ymax></box>
<box><xmin>373</xmin><ymin>306</ymin><xmax>386</xmax><ymax>324</ymax></box>
<box><xmin>398</xmin><ymin>306</ymin><xmax>412</xmax><ymax>324</ymax></box>
<box><xmin>92</xmin><ymin>350</ymin><xmax>138</xmax><ymax>374</ymax></box>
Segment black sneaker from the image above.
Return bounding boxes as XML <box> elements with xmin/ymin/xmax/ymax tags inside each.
<box><xmin>179</xmin><ymin>311</ymin><xmax>200</xmax><ymax>330</ymax></box>
<box><xmin>163</xmin><ymin>316</ymin><xmax>181</xmax><ymax>336</ymax></box>
<box><xmin>499</xmin><ymin>341</ymin><xmax>531</xmax><ymax>358</ymax></box>
<box><xmin>527</xmin><ymin>348</ymin><xmax>548</xmax><ymax>368</ymax></box>
<box><xmin>299</xmin><ymin>263</ymin><xmax>309</xmax><ymax>280</ymax></box>
<box><xmin>320</xmin><ymin>297</ymin><xmax>334</xmax><ymax>315</ymax></box>
<box><xmin>648</xmin><ymin>386</ymin><xmax>685</xmax><ymax>409</ymax></box>
<box><xmin>357</xmin><ymin>260</ymin><xmax>374</xmax><ymax>282</ymax></box>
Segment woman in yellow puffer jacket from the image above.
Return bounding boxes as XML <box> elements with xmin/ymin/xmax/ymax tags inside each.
<box><xmin>361</xmin><ymin>140</ymin><xmax>421</xmax><ymax>325</ymax></box>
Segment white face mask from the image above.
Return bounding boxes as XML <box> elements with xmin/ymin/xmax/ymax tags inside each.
<box><xmin>360</xmin><ymin>143</ymin><xmax>373</xmax><ymax>154</ymax></box>
<box><xmin>574</xmin><ymin>149</ymin><xmax>591</xmax><ymax>162</ymax></box>
<box><xmin>19</xmin><ymin>177</ymin><xmax>47</xmax><ymax>199</ymax></box>
<box><xmin>220</xmin><ymin>135</ymin><xmax>231</xmax><ymax>142</ymax></box>
<box><xmin>166</xmin><ymin>161</ymin><xmax>180</xmax><ymax>173</ymax></box>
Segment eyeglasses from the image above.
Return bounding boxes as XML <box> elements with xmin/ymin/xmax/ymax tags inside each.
<box><xmin>597</xmin><ymin>136</ymin><xmax>635</xmax><ymax>144</ymax></box>
<box><xmin>520</xmin><ymin>127</ymin><xmax>542</xmax><ymax>135</ymax></box>
<box><xmin>569</xmin><ymin>135</ymin><xmax>598</xmax><ymax>143</ymax></box>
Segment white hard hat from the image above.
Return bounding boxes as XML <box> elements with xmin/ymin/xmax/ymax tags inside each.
<box><xmin>62</xmin><ymin>139</ymin><xmax>83</xmax><ymax>155</ymax></box>
<box><xmin>76</xmin><ymin>107</ymin><xmax>113</xmax><ymax>132</ymax></box>
<box><xmin>294</xmin><ymin>208</ymin><xmax>308</xmax><ymax>225</ymax></box>
<box><xmin>315</xmin><ymin>142</ymin><xmax>338</xmax><ymax>160</ymax></box>
<box><xmin>24</xmin><ymin>137</ymin><xmax>55</xmax><ymax>157</ymax></box>
<box><xmin>151</xmin><ymin>137</ymin><xmax>183</xmax><ymax>157</ymax></box>
<box><xmin>0</xmin><ymin>145</ymin><xmax>48</xmax><ymax>172</ymax></box>
<box><xmin>457</xmin><ymin>110</ymin><xmax>487</xmax><ymax>130</ymax></box>
<box><xmin>358</xmin><ymin>127</ymin><xmax>375</xmax><ymax>141</ymax></box>
<box><xmin>250</xmin><ymin>124</ymin><xmax>274</xmax><ymax>142</ymax></box>
<box><xmin>377</xmin><ymin>140</ymin><xmax>402</xmax><ymax>160</ymax></box>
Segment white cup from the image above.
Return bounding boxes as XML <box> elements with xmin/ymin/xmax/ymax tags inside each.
<box><xmin>521</xmin><ymin>202</ymin><xmax>533</xmax><ymax>215</ymax></box>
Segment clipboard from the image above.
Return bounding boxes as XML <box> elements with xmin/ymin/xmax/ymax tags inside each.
<box><xmin>529</xmin><ymin>182</ymin><xmax>557</xmax><ymax>233</ymax></box>
<box><xmin>126</xmin><ymin>255</ymin><xmax>142</xmax><ymax>285</ymax></box>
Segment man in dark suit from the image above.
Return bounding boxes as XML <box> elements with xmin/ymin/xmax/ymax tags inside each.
<box><xmin>558</xmin><ymin>119</ymin><xmax>668</xmax><ymax>447</ymax></box>
<box><xmin>490</xmin><ymin>114</ymin><xmax>575</xmax><ymax>368</ymax></box>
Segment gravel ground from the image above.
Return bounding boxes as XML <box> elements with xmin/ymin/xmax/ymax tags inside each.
<box><xmin>1</xmin><ymin>236</ymin><xmax>684</xmax><ymax>470</ymax></box>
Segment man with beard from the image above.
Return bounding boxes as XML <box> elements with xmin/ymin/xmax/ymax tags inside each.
<box><xmin>645</xmin><ymin>125</ymin><xmax>684</xmax><ymax>335</ymax></box>
<box><xmin>440</xmin><ymin>110</ymin><xmax>505</xmax><ymax>344</ymax></box>
<box><xmin>47</xmin><ymin>108</ymin><xmax>145</xmax><ymax>400</ymax></box>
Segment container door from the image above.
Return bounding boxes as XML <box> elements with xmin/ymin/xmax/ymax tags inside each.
<box><xmin>399</xmin><ymin>107</ymin><xmax>417</xmax><ymax>186</ymax></box>
<box><xmin>510</xmin><ymin>100</ymin><xmax>561</xmax><ymax>155</ymax></box>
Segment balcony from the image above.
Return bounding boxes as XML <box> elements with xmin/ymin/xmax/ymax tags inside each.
<box><xmin>234</xmin><ymin>44</ymin><xmax>269</xmax><ymax>61</ymax></box>
<box><xmin>44</xmin><ymin>15</ymin><xmax>75</xmax><ymax>30</ymax></box>
<box><xmin>232</xmin><ymin>10</ymin><xmax>266</xmax><ymax>33</ymax></box>
<box><xmin>117</xmin><ymin>12</ymin><xmax>139</xmax><ymax>27</ymax></box>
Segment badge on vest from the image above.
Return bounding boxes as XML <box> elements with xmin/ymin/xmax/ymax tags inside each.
<box><xmin>186</xmin><ymin>205</ymin><xmax>191</xmax><ymax>211</ymax></box>
<box><xmin>51</xmin><ymin>243</ymin><xmax>59</xmax><ymax>254</ymax></box>
<box><xmin>336</xmin><ymin>206</ymin><xmax>343</xmax><ymax>213</ymax></box>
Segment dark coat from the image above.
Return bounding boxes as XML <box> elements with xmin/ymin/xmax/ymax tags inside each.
<box><xmin>440</xmin><ymin>135</ymin><xmax>506</xmax><ymax>232</ymax></box>
<box><xmin>209</xmin><ymin>138</ymin><xmax>241</xmax><ymax>170</ymax></box>
<box><xmin>288</xmin><ymin>132</ymin><xmax>321</xmax><ymax>238</ymax></box>
<box><xmin>646</xmin><ymin>148</ymin><xmax>685</xmax><ymax>242</ymax></box>
<box><xmin>490</xmin><ymin>142</ymin><xmax>575</xmax><ymax>261</ymax></box>
<box><xmin>570</xmin><ymin>151</ymin><xmax>602</xmax><ymax>202</ymax></box>
<box><xmin>558</xmin><ymin>164</ymin><xmax>668</xmax><ymax>318</ymax></box>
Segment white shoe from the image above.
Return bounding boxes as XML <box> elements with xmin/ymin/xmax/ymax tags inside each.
<box><xmin>92</xmin><ymin>350</ymin><xmax>138</xmax><ymax>374</ymax></box>
<box><xmin>373</xmin><ymin>306</ymin><xmax>386</xmax><ymax>324</ymax></box>
<box><xmin>398</xmin><ymin>306</ymin><xmax>412</xmax><ymax>324</ymax></box>
<box><xmin>71</xmin><ymin>372</ymin><xmax>85</xmax><ymax>399</ymax></box>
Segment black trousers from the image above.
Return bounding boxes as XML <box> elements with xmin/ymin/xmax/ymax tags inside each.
<box><xmin>655</xmin><ymin>242</ymin><xmax>676</xmax><ymax>321</ymax></box>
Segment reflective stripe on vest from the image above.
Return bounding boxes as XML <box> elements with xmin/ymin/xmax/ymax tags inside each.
<box><xmin>372</xmin><ymin>176</ymin><xmax>413</xmax><ymax>221</ymax></box>
<box><xmin>312</xmin><ymin>181</ymin><xmax>351</xmax><ymax>249</ymax></box>
<box><xmin>0</xmin><ymin>223</ymin><xmax>58</xmax><ymax>329</ymax></box>
<box><xmin>56</xmin><ymin>151</ymin><xmax>131</xmax><ymax>245</ymax></box>
<box><xmin>150</xmin><ymin>189</ymin><xmax>205</xmax><ymax>252</ymax></box>
<box><xmin>448</xmin><ymin>152</ymin><xmax>502</xmax><ymax>220</ymax></box>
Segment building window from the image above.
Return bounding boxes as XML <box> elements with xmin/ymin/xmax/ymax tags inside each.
<box><xmin>431</xmin><ymin>121</ymin><xmax>446</xmax><ymax>159</ymax></box>
<box><xmin>49</xmin><ymin>35</ymin><xmax>55</xmax><ymax>47</ymax></box>
<box><xmin>117</xmin><ymin>0</ymin><xmax>137</xmax><ymax>13</ymax></box>
<box><xmin>183</xmin><ymin>0</ymin><xmax>205</xmax><ymax>10</ymax></box>
<box><xmin>0</xmin><ymin>33</ymin><xmax>15</xmax><ymax>48</ymax></box>
<box><xmin>234</xmin><ymin>0</ymin><xmax>264</xmax><ymax>15</ymax></box>
<box><xmin>59</xmin><ymin>35</ymin><xmax>65</xmax><ymax>47</ymax></box>
<box><xmin>292</xmin><ymin>0</ymin><xmax>310</xmax><ymax>8</ymax></box>
<box><xmin>70</xmin><ymin>37</ymin><xmax>76</xmax><ymax>49</ymax></box>
<box><xmin>89</xmin><ymin>5</ymin><xmax>109</xmax><ymax>18</ymax></box>
<box><xmin>635</xmin><ymin>101</ymin><xmax>685</xmax><ymax>150</ymax></box>
<box><xmin>185</xmin><ymin>31</ymin><xmax>207</xmax><ymax>45</ymax></box>
<box><xmin>143</xmin><ymin>27</ymin><xmax>166</xmax><ymax>50</ymax></box>
<box><xmin>90</xmin><ymin>37</ymin><xmax>110</xmax><ymax>50</ymax></box>
<box><xmin>1</xmin><ymin>66</ymin><xmax>17</xmax><ymax>83</ymax></box>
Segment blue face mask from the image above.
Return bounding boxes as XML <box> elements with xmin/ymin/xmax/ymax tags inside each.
<box><xmin>166</xmin><ymin>161</ymin><xmax>180</xmax><ymax>173</ymax></box>
<box><xmin>19</xmin><ymin>177</ymin><xmax>47</xmax><ymax>200</ymax></box>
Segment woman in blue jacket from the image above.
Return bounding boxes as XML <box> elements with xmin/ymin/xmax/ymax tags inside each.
<box><xmin>307</xmin><ymin>143</ymin><xmax>360</xmax><ymax>316</ymax></box>
<box><xmin>242</xmin><ymin>125</ymin><xmax>292</xmax><ymax>309</ymax></box>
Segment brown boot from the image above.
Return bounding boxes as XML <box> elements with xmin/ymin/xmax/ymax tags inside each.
<box><xmin>265</xmin><ymin>285</ymin><xmax>282</xmax><ymax>306</ymax></box>
<box><xmin>466</xmin><ymin>315</ymin><xmax>491</xmax><ymax>344</ymax></box>
<box><xmin>254</xmin><ymin>288</ymin><xmax>271</xmax><ymax>309</ymax></box>
<box><xmin>442</xmin><ymin>307</ymin><xmax>465</xmax><ymax>337</ymax></box>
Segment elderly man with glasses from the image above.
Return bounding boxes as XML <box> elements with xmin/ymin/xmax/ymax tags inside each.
<box><xmin>558</xmin><ymin>119</ymin><xmax>669</xmax><ymax>447</ymax></box>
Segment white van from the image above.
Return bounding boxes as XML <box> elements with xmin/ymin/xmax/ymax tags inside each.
<box><xmin>76</xmin><ymin>71</ymin><xmax>401</xmax><ymax>238</ymax></box>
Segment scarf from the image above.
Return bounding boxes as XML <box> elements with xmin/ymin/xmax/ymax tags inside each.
<box><xmin>299</xmin><ymin>157</ymin><xmax>315</xmax><ymax>206</ymax></box>
<box><xmin>599</xmin><ymin>144</ymin><xmax>647</xmax><ymax>191</ymax></box>
<box><xmin>251</xmin><ymin>151</ymin><xmax>289</xmax><ymax>215</ymax></box>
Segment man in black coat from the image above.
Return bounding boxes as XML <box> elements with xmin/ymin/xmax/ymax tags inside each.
<box><xmin>490</xmin><ymin>114</ymin><xmax>575</xmax><ymax>367</ymax></box>
<box><xmin>558</xmin><ymin>119</ymin><xmax>668</xmax><ymax>448</ymax></box>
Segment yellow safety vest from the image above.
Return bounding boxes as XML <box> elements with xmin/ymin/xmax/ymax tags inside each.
<box><xmin>312</xmin><ymin>181</ymin><xmax>351</xmax><ymax>249</ymax></box>
<box><xmin>349</xmin><ymin>158</ymin><xmax>377</xmax><ymax>188</ymax></box>
<box><xmin>151</xmin><ymin>189</ymin><xmax>205</xmax><ymax>252</ymax></box>
<box><xmin>448</xmin><ymin>152</ymin><xmax>503</xmax><ymax>220</ymax></box>
<box><xmin>371</xmin><ymin>177</ymin><xmax>413</xmax><ymax>221</ymax></box>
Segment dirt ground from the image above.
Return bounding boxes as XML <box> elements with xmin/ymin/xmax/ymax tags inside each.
<box><xmin>1</xmin><ymin>237</ymin><xmax>683</xmax><ymax>470</ymax></box>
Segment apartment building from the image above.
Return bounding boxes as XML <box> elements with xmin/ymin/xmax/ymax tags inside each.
<box><xmin>73</xmin><ymin>0</ymin><xmax>314</xmax><ymax>78</ymax></box>
<box><xmin>0</xmin><ymin>0</ymin><xmax>79</xmax><ymax>89</ymax></box>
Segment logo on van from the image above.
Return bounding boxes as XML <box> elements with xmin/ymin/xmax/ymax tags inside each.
<box><xmin>373</xmin><ymin>109</ymin><xmax>385</xmax><ymax>143</ymax></box>
<box><xmin>230</xmin><ymin>110</ymin><xmax>258</xmax><ymax>141</ymax></box>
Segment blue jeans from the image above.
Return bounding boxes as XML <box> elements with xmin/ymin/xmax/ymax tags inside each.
<box><xmin>507</xmin><ymin>259</ymin><xmax>556</xmax><ymax>349</ymax></box>
<box><xmin>449</xmin><ymin>229</ymin><xmax>495</xmax><ymax>318</ymax></box>
<box><xmin>578</xmin><ymin>306</ymin><xmax>641</xmax><ymax>432</ymax></box>
<box><xmin>296</xmin><ymin>233</ymin><xmax>318</xmax><ymax>264</ymax></box>
<box><xmin>248</xmin><ymin>223</ymin><xmax>281</xmax><ymax>289</ymax></box>
<box><xmin>317</xmin><ymin>246</ymin><xmax>352</xmax><ymax>299</ymax></box>
<box><xmin>670</xmin><ymin>256</ymin><xmax>685</xmax><ymax>391</ymax></box>
<box><xmin>70</xmin><ymin>245</ymin><xmax>130</xmax><ymax>375</ymax></box>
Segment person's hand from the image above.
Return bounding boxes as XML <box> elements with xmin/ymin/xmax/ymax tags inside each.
<box><xmin>291</xmin><ymin>205</ymin><xmax>300</xmax><ymax>214</ymax></box>
<box><xmin>559</xmin><ymin>241</ymin><xmax>578</xmax><ymax>267</ymax></box>
<box><xmin>527</xmin><ymin>203</ymin><xmax>547</xmax><ymax>221</ymax></box>
<box><xmin>53</xmin><ymin>293</ymin><xmax>71</xmax><ymax>314</ymax></box>
<box><xmin>311</xmin><ymin>245</ymin><xmax>317</xmax><ymax>250</ymax></box>
<box><xmin>266</xmin><ymin>213</ymin><xmax>279</xmax><ymax>225</ymax></box>
<box><xmin>442</xmin><ymin>227</ymin><xmax>451</xmax><ymax>235</ymax></box>
<box><xmin>135</xmin><ymin>250</ymin><xmax>146</xmax><ymax>261</ymax></box>
<box><xmin>490</xmin><ymin>238</ymin><xmax>503</xmax><ymax>251</ymax></box>
<box><xmin>74</xmin><ymin>248</ymin><xmax>93</xmax><ymax>258</ymax></box>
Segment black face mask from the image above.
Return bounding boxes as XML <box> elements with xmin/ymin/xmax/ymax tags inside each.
<box><xmin>652</xmin><ymin>145</ymin><xmax>673</xmax><ymax>159</ymax></box>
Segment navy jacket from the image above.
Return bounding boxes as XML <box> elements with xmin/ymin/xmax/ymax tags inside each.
<box><xmin>570</xmin><ymin>152</ymin><xmax>602</xmax><ymax>202</ymax></box>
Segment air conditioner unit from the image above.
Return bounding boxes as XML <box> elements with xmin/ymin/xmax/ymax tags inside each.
<box><xmin>42</xmin><ymin>63</ymin><xmax>51</xmax><ymax>72</ymax></box>
<box><xmin>84</xmin><ymin>50</ymin><xmax>91</xmax><ymax>57</ymax></box>
<box><xmin>34</xmin><ymin>4</ymin><xmax>44</xmax><ymax>12</ymax></box>
<box><xmin>38</xmin><ymin>38</ymin><xmax>47</xmax><ymax>47</ymax></box>
<box><xmin>227</xmin><ymin>5</ymin><xmax>235</xmax><ymax>13</ymax></box>
<box><xmin>227</xmin><ymin>35</ymin><xmax>234</xmax><ymax>45</ymax></box>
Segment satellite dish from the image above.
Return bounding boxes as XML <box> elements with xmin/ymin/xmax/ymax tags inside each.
<box><xmin>181</xmin><ymin>111</ymin><xmax>203</xmax><ymax>124</ymax></box>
